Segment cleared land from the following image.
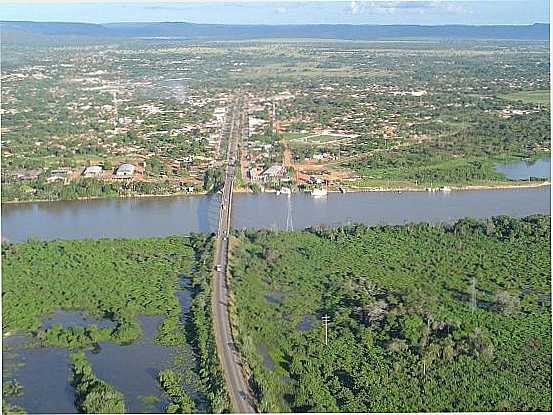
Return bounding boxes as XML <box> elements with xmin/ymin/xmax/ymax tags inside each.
<box><xmin>500</xmin><ymin>90</ymin><xmax>550</xmax><ymax>106</ymax></box>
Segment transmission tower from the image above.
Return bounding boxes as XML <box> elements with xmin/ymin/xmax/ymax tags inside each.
<box><xmin>285</xmin><ymin>194</ymin><xmax>293</xmax><ymax>231</ymax></box>
<box><xmin>322</xmin><ymin>315</ymin><xmax>330</xmax><ymax>346</ymax></box>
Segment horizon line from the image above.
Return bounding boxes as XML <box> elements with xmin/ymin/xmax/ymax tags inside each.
<box><xmin>1</xmin><ymin>20</ymin><xmax>550</xmax><ymax>26</ymax></box>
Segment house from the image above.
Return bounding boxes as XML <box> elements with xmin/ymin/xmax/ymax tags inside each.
<box><xmin>261</xmin><ymin>164</ymin><xmax>287</xmax><ymax>183</ymax></box>
<box><xmin>115</xmin><ymin>163</ymin><xmax>136</xmax><ymax>177</ymax></box>
<box><xmin>47</xmin><ymin>168</ymin><xmax>72</xmax><ymax>184</ymax></box>
<box><xmin>248</xmin><ymin>168</ymin><xmax>261</xmax><ymax>182</ymax></box>
<box><xmin>82</xmin><ymin>165</ymin><xmax>103</xmax><ymax>177</ymax></box>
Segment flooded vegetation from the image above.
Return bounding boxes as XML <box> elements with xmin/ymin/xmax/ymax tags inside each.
<box><xmin>1</xmin><ymin>236</ymin><xmax>216</xmax><ymax>413</ymax></box>
<box><xmin>3</xmin><ymin>335</ymin><xmax>75</xmax><ymax>414</ymax></box>
<box><xmin>84</xmin><ymin>316</ymin><xmax>173</xmax><ymax>413</ymax></box>
<box><xmin>3</xmin><ymin>315</ymin><xmax>186</xmax><ymax>413</ymax></box>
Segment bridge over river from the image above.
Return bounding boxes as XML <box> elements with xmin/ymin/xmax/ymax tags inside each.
<box><xmin>212</xmin><ymin>99</ymin><xmax>256</xmax><ymax>413</ymax></box>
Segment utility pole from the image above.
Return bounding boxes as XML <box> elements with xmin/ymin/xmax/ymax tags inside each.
<box><xmin>112</xmin><ymin>90</ymin><xmax>118</xmax><ymax>127</ymax></box>
<box><xmin>322</xmin><ymin>315</ymin><xmax>330</xmax><ymax>346</ymax></box>
<box><xmin>471</xmin><ymin>277</ymin><xmax>477</xmax><ymax>312</ymax></box>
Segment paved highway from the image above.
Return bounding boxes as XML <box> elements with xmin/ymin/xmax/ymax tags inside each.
<box><xmin>212</xmin><ymin>99</ymin><xmax>256</xmax><ymax>413</ymax></box>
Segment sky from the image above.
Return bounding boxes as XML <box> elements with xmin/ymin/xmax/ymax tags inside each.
<box><xmin>0</xmin><ymin>1</ymin><xmax>550</xmax><ymax>25</ymax></box>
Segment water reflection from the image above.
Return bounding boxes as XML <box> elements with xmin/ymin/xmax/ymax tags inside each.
<box><xmin>85</xmin><ymin>316</ymin><xmax>172</xmax><ymax>413</ymax></box>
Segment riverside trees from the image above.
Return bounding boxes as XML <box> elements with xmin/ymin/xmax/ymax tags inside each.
<box><xmin>230</xmin><ymin>215</ymin><xmax>551</xmax><ymax>412</ymax></box>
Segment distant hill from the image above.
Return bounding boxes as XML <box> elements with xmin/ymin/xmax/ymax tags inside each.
<box><xmin>0</xmin><ymin>21</ymin><xmax>112</xmax><ymax>36</ymax></box>
<box><xmin>0</xmin><ymin>21</ymin><xmax>549</xmax><ymax>41</ymax></box>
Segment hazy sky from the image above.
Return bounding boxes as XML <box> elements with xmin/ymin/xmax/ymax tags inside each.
<box><xmin>1</xmin><ymin>1</ymin><xmax>550</xmax><ymax>25</ymax></box>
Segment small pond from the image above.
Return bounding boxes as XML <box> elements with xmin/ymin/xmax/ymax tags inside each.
<box><xmin>265</xmin><ymin>291</ymin><xmax>284</xmax><ymax>305</ymax></box>
<box><xmin>297</xmin><ymin>314</ymin><xmax>317</xmax><ymax>332</ymax></box>
<box><xmin>41</xmin><ymin>310</ymin><xmax>116</xmax><ymax>330</ymax></box>
<box><xmin>495</xmin><ymin>158</ymin><xmax>551</xmax><ymax>180</ymax></box>
<box><xmin>256</xmin><ymin>344</ymin><xmax>275</xmax><ymax>370</ymax></box>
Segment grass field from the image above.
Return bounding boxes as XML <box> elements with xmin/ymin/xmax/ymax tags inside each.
<box><xmin>500</xmin><ymin>90</ymin><xmax>550</xmax><ymax>106</ymax></box>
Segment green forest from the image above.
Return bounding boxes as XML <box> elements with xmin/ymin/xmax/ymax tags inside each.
<box><xmin>1</xmin><ymin>235</ymin><xmax>230</xmax><ymax>413</ymax></box>
<box><xmin>229</xmin><ymin>215</ymin><xmax>552</xmax><ymax>412</ymax></box>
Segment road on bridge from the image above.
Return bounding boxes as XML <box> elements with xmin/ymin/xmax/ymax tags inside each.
<box><xmin>212</xmin><ymin>99</ymin><xmax>256</xmax><ymax>413</ymax></box>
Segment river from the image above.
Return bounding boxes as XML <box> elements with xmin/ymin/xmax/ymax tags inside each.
<box><xmin>1</xmin><ymin>186</ymin><xmax>549</xmax><ymax>243</ymax></box>
<box><xmin>3</xmin><ymin>158</ymin><xmax>550</xmax><ymax>242</ymax></box>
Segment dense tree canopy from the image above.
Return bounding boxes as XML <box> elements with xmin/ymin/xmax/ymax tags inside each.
<box><xmin>230</xmin><ymin>215</ymin><xmax>551</xmax><ymax>412</ymax></box>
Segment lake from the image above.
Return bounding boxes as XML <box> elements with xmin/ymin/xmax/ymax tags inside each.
<box><xmin>1</xmin><ymin>186</ymin><xmax>550</xmax><ymax>243</ymax></box>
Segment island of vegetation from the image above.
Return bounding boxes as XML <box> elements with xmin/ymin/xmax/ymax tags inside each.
<box><xmin>229</xmin><ymin>215</ymin><xmax>551</xmax><ymax>412</ymax></box>
<box><xmin>70</xmin><ymin>351</ymin><xmax>126</xmax><ymax>414</ymax></box>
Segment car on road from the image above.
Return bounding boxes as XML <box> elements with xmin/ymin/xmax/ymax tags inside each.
<box><xmin>216</xmin><ymin>264</ymin><xmax>223</xmax><ymax>272</ymax></box>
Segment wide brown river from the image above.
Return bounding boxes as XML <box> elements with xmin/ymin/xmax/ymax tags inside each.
<box><xmin>1</xmin><ymin>186</ymin><xmax>550</xmax><ymax>243</ymax></box>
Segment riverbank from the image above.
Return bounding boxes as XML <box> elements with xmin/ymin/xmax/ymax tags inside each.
<box><xmin>344</xmin><ymin>180</ymin><xmax>551</xmax><ymax>194</ymax></box>
<box><xmin>1</xmin><ymin>190</ymin><xmax>210</xmax><ymax>205</ymax></box>
<box><xmin>2</xmin><ymin>180</ymin><xmax>550</xmax><ymax>205</ymax></box>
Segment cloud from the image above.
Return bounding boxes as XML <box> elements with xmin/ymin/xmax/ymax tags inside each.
<box><xmin>348</xmin><ymin>1</ymin><xmax>469</xmax><ymax>16</ymax></box>
<box><xmin>351</xmin><ymin>1</ymin><xmax>360</xmax><ymax>15</ymax></box>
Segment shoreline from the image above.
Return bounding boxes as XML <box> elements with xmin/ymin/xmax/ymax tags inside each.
<box><xmin>342</xmin><ymin>180</ymin><xmax>551</xmax><ymax>193</ymax></box>
<box><xmin>1</xmin><ymin>180</ymin><xmax>550</xmax><ymax>206</ymax></box>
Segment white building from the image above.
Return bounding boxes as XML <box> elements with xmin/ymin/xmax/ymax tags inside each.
<box><xmin>116</xmin><ymin>163</ymin><xmax>135</xmax><ymax>177</ymax></box>
<box><xmin>82</xmin><ymin>165</ymin><xmax>103</xmax><ymax>177</ymax></box>
<box><xmin>261</xmin><ymin>164</ymin><xmax>286</xmax><ymax>182</ymax></box>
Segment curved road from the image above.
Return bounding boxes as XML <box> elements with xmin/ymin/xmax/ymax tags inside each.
<box><xmin>212</xmin><ymin>100</ymin><xmax>256</xmax><ymax>413</ymax></box>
